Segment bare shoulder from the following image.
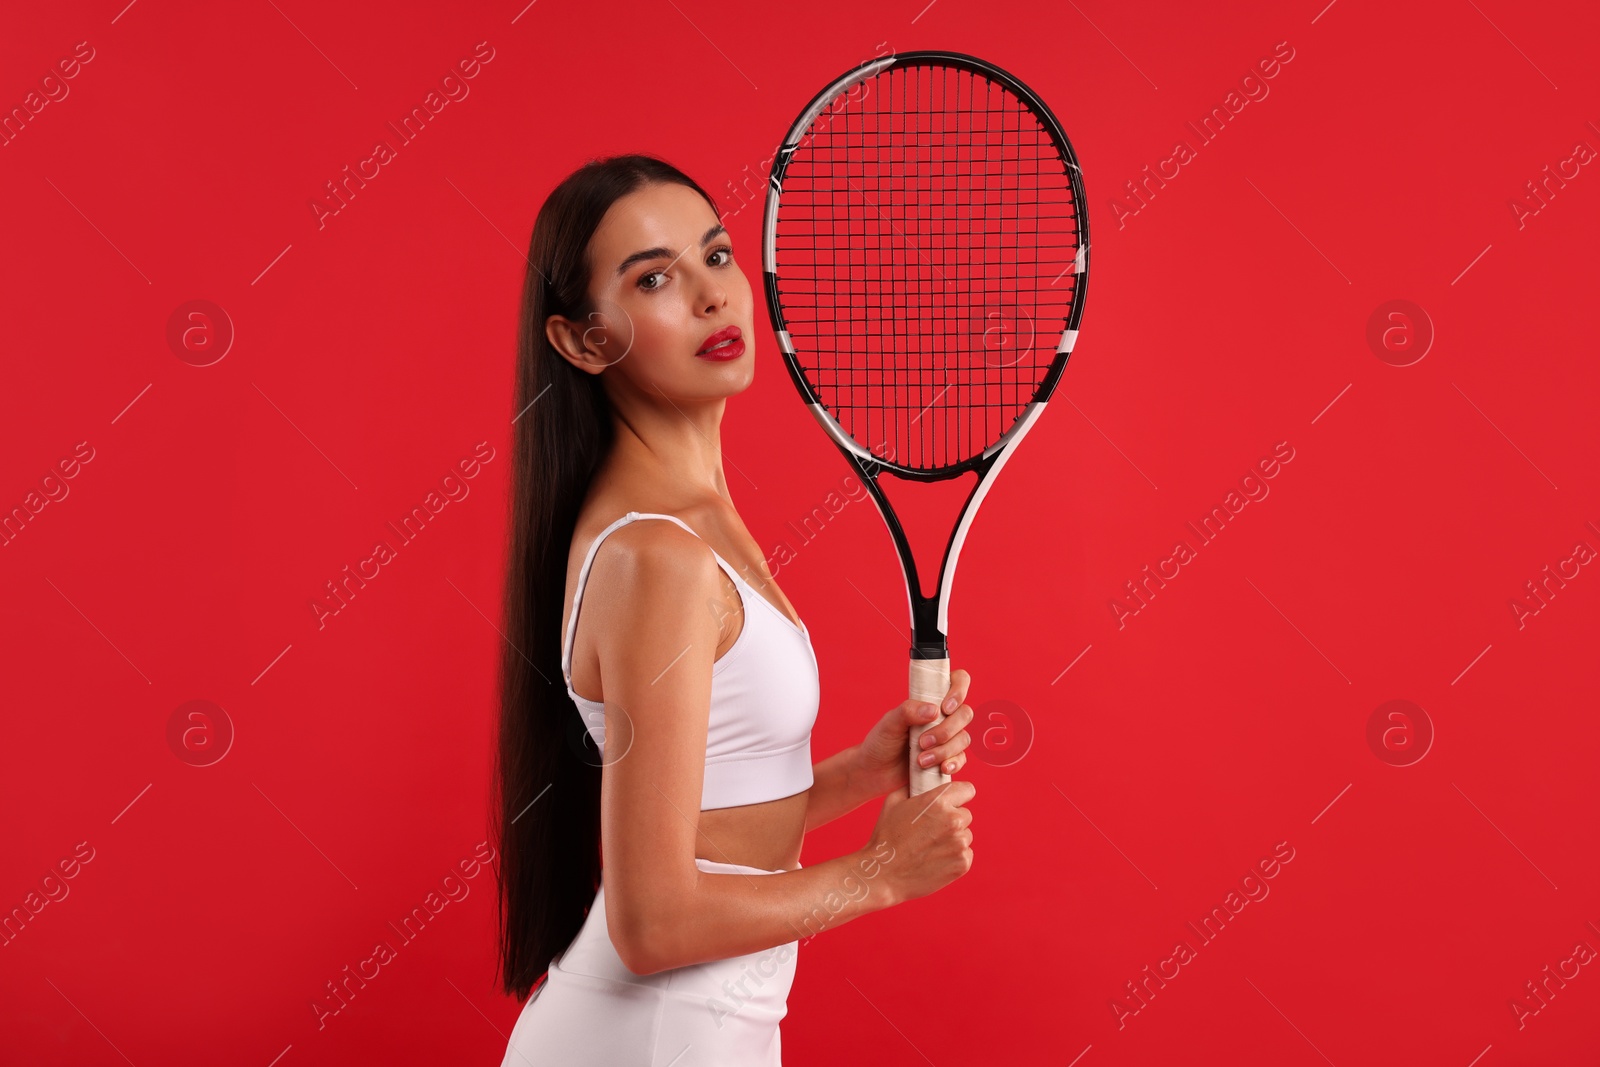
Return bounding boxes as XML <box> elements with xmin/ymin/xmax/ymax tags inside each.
<box><xmin>576</xmin><ymin>516</ymin><xmax>729</xmax><ymax>700</ymax></box>
<box><xmin>580</xmin><ymin>516</ymin><xmax>723</xmax><ymax>620</ymax></box>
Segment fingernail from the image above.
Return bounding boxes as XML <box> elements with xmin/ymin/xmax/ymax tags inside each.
<box><xmin>919</xmin><ymin>752</ymin><xmax>935</xmax><ymax>766</ymax></box>
<box><xmin>943</xmin><ymin>697</ymin><xmax>958</xmax><ymax>713</ymax></box>
<box><xmin>923</xmin><ymin>704</ymin><xmax>939</xmax><ymax>719</ymax></box>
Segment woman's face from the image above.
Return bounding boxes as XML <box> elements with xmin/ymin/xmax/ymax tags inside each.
<box><xmin>553</xmin><ymin>181</ymin><xmax>755</xmax><ymax>400</ymax></box>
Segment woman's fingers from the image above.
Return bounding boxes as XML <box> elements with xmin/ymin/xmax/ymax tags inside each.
<box><xmin>919</xmin><ymin>703</ymin><xmax>975</xmax><ymax>749</ymax></box>
<box><xmin>917</xmin><ymin>706</ymin><xmax>975</xmax><ymax>769</ymax></box>
<box><xmin>913</xmin><ymin>664</ymin><xmax>974</xmax><ymax>773</ymax></box>
<box><xmin>940</xmin><ymin>668</ymin><xmax>971</xmax><ymax>714</ymax></box>
<box><xmin>933</xmin><ymin>730</ymin><xmax>971</xmax><ymax>768</ymax></box>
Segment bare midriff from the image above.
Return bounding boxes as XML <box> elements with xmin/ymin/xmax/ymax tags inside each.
<box><xmin>695</xmin><ymin>793</ymin><xmax>808</xmax><ymax>873</ymax></box>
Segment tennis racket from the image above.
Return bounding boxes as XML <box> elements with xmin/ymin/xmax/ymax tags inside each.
<box><xmin>761</xmin><ymin>50</ymin><xmax>1090</xmax><ymax>796</ymax></box>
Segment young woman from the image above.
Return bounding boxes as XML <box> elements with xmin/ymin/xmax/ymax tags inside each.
<box><xmin>493</xmin><ymin>154</ymin><xmax>979</xmax><ymax>1065</ymax></box>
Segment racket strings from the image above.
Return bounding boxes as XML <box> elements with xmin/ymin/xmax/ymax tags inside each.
<box><xmin>773</xmin><ymin>62</ymin><xmax>1083</xmax><ymax>472</ymax></box>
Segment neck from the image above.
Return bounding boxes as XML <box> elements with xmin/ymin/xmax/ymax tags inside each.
<box><xmin>605</xmin><ymin>392</ymin><xmax>731</xmax><ymax>502</ymax></box>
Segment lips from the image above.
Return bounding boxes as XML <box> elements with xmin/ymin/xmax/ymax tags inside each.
<box><xmin>696</xmin><ymin>325</ymin><xmax>742</xmax><ymax>355</ymax></box>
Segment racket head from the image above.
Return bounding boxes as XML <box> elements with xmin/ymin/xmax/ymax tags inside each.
<box><xmin>762</xmin><ymin>49</ymin><xmax>1090</xmax><ymax>481</ymax></box>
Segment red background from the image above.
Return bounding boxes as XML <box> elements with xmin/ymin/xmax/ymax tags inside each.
<box><xmin>3</xmin><ymin>0</ymin><xmax>1597</xmax><ymax>1063</ymax></box>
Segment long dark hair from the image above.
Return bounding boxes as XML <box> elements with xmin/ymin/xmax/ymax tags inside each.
<box><xmin>493</xmin><ymin>153</ymin><xmax>721</xmax><ymax>1002</ymax></box>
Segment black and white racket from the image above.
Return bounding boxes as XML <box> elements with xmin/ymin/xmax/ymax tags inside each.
<box><xmin>762</xmin><ymin>50</ymin><xmax>1090</xmax><ymax>795</ymax></box>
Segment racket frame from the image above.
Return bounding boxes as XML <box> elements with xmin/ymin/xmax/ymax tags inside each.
<box><xmin>761</xmin><ymin>49</ymin><xmax>1090</xmax><ymax>791</ymax></box>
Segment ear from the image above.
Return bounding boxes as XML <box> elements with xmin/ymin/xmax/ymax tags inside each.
<box><xmin>546</xmin><ymin>313</ymin><xmax>607</xmax><ymax>376</ymax></box>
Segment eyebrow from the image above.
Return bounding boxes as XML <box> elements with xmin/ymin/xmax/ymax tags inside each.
<box><xmin>615</xmin><ymin>223</ymin><xmax>728</xmax><ymax>277</ymax></box>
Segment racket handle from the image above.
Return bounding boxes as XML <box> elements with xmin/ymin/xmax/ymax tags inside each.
<box><xmin>908</xmin><ymin>657</ymin><xmax>952</xmax><ymax>796</ymax></box>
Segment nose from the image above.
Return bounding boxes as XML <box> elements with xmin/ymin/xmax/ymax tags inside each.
<box><xmin>694</xmin><ymin>266</ymin><xmax>727</xmax><ymax>314</ymax></box>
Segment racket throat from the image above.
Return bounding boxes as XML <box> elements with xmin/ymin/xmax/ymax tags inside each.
<box><xmin>910</xmin><ymin>600</ymin><xmax>949</xmax><ymax>660</ymax></box>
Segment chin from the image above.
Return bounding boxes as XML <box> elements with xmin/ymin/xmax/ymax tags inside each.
<box><xmin>714</xmin><ymin>359</ymin><xmax>756</xmax><ymax>396</ymax></box>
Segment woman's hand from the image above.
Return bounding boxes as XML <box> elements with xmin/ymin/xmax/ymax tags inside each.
<box><xmin>851</xmin><ymin>669</ymin><xmax>975</xmax><ymax>799</ymax></box>
<box><xmin>863</xmin><ymin>777</ymin><xmax>977</xmax><ymax>906</ymax></box>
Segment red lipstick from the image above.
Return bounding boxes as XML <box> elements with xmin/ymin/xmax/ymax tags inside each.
<box><xmin>696</xmin><ymin>325</ymin><xmax>745</xmax><ymax>361</ymax></box>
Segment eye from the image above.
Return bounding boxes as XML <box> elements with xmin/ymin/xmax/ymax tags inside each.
<box><xmin>638</xmin><ymin>247</ymin><xmax>733</xmax><ymax>292</ymax></box>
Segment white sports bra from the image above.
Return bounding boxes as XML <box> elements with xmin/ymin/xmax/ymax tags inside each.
<box><xmin>560</xmin><ymin>511</ymin><xmax>819</xmax><ymax>811</ymax></box>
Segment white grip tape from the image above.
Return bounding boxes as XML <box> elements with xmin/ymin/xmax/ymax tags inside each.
<box><xmin>908</xmin><ymin>657</ymin><xmax>952</xmax><ymax>796</ymax></box>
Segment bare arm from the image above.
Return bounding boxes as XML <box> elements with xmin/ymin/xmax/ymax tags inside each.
<box><xmin>805</xmin><ymin>687</ymin><xmax>980</xmax><ymax>834</ymax></box>
<box><xmin>584</xmin><ymin>526</ymin><xmax>899</xmax><ymax>976</ymax></box>
<box><xmin>804</xmin><ymin>744</ymin><xmax>880</xmax><ymax>833</ymax></box>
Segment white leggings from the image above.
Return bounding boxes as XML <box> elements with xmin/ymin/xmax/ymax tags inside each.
<box><xmin>501</xmin><ymin>857</ymin><xmax>802</xmax><ymax>1067</ymax></box>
